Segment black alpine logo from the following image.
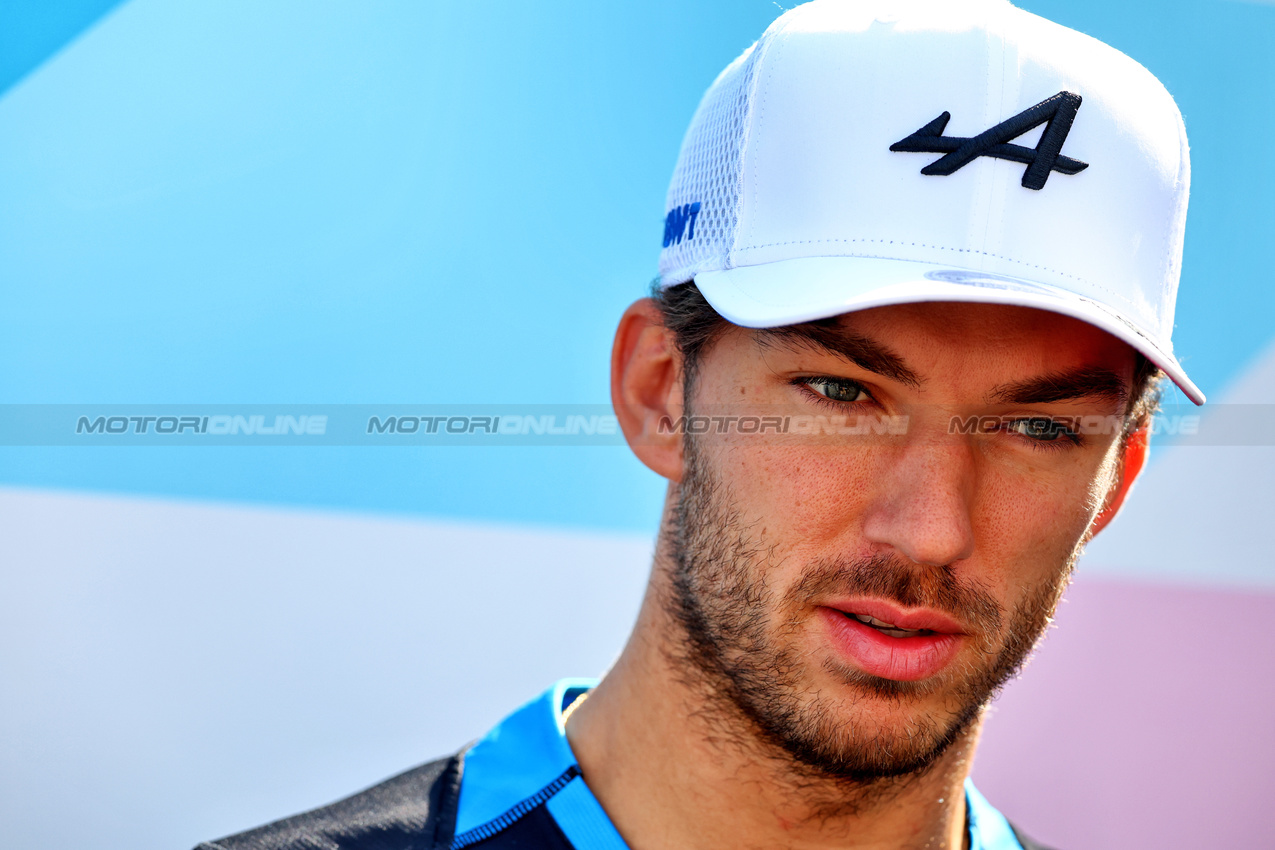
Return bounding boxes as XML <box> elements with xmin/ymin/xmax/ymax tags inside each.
<box><xmin>890</xmin><ymin>91</ymin><xmax>1088</xmax><ymax>190</ymax></box>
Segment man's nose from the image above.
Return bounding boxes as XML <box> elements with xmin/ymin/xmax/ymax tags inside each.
<box><xmin>861</xmin><ymin>438</ymin><xmax>977</xmax><ymax>567</ymax></box>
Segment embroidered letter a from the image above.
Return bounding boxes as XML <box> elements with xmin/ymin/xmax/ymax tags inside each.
<box><xmin>890</xmin><ymin>91</ymin><xmax>1088</xmax><ymax>190</ymax></box>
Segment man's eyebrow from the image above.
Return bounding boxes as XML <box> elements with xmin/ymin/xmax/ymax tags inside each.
<box><xmin>989</xmin><ymin>367</ymin><xmax>1128</xmax><ymax>406</ymax></box>
<box><xmin>755</xmin><ymin>322</ymin><xmax>922</xmax><ymax>388</ymax></box>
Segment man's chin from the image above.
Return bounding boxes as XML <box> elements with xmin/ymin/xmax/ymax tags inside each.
<box><xmin>762</xmin><ymin>684</ymin><xmax>985</xmax><ymax>783</ymax></box>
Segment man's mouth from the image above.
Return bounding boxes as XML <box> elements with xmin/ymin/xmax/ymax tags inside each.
<box><xmin>818</xmin><ymin>602</ymin><xmax>964</xmax><ymax>681</ymax></box>
<box><xmin>845</xmin><ymin>612</ymin><xmax>936</xmax><ymax>639</ymax></box>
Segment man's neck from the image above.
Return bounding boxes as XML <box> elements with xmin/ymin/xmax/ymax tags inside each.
<box><xmin>564</xmin><ymin>567</ymin><xmax>979</xmax><ymax>850</ymax></box>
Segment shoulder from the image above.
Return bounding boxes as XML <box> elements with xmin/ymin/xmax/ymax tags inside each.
<box><xmin>193</xmin><ymin>754</ymin><xmax>463</xmax><ymax>850</ymax></box>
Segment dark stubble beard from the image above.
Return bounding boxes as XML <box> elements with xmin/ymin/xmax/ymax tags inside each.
<box><xmin>663</xmin><ymin>429</ymin><xmax>1074</xmax><ymax>789</ymax></box>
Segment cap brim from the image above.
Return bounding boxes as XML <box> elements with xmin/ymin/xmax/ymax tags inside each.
<box><xmin>694</xmin><ymin>256</ymin><xmax>1205</xmax><ymax>405</ymax></box>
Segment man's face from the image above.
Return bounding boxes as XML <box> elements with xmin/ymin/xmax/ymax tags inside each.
<box><xmin>665</xmin><ymin>301</ymin><xmax>1137</xmax><ymax>782</ymax></box>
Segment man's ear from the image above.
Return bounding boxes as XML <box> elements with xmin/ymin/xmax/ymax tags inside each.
<box><xmin>1088</xmin><ymin>427</ymin><xmax>1150</xmax><ymax>538</ymax></box>
<box><xmin>611</xmin><ymin>298</ymin><xmax>685</xmax><ymax>483</ymax></box>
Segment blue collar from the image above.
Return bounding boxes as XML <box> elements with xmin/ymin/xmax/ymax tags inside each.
<box><xmin>456</xmin><ymin>680</ymin><xmax>1023</xmax><ymax>850</ymax></box>
<box><xmin>966</xmin><ymin>777</ymin><xmax>1023</xmax><ymax>850</ymax></box>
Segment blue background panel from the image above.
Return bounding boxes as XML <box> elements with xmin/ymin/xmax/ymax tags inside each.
<box><xmin>0</xmin><ymin>0</ymin><xmax>127</xmax><ymax>95</ymax></box>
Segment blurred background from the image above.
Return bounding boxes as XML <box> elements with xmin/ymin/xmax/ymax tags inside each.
<box><xmin>1</xmin><ymin>1</ymin><xmax>1272</xmax><ymax>848</ymax></box>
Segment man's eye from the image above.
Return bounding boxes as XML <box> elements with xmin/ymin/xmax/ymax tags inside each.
<box><xmin>1006</xmin><ymin>417</ymin><xmax>1078</xmax><ymax>443</ymax></box>
<box><xmin>804</xmin><ymin>378</ymin><xmax>870</xmax><ymax>404</ymax></box>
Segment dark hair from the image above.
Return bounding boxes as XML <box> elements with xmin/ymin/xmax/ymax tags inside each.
<box><xmin>650</xmin><ymin>280</ymin><xmax>1164</xmax><ymax>431</ymax></box>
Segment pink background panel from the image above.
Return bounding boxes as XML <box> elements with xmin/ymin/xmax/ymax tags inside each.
<box><xmin>975</xmin><ymin>576</ymin><xmax>1275</xmax><ymax>849</ymax></box>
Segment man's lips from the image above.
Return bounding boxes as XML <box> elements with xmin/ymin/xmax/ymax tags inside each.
<box><xmin>825</xmin><ymin>599</ymin><xmax>964</xmax><ymax>635</ymax></box>
<box><xmin>817</xmin><ymin>600</ymin><xmax>966</xmax><ymax>682</ymax></box>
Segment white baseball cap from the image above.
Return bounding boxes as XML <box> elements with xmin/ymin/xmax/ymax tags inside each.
<box><xmin>658</xmin><ymin>0</ymin><xmax>1205</xmax><ymax>404</ymax></box>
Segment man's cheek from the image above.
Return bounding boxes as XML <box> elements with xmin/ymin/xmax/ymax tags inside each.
<box><xmin>980</xmin><ymin>463</ymin><xmax>1093</xmax><ymax>540</ymax></box>
<box><xmin>971</xmin><ymin>478</ymin><xmax>1090</xmax><ymax>603</ymax></box>
<box><xmin>734</xmin><ymin>446</ymin><xmax>877</xmax><ymax>540</ymax></box>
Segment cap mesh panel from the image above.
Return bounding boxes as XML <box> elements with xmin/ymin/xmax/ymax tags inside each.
<box><xmin>657</xmin><ymin>45</ymin><xmax>760</xmax><ymax>287</ymax></box>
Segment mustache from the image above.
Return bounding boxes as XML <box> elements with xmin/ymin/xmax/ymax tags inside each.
<box><xmin>786</xmin><ymin>554</ymin><xmax>1004</xmax><ymax>639</ymax></box>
